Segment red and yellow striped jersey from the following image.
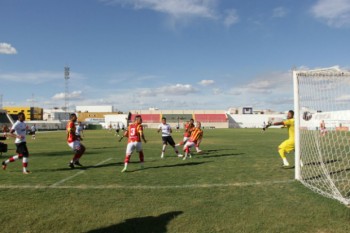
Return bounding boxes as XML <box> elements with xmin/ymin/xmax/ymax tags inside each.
<box><xmin>189</xmin><ymin>127</ymin><xmax>203</xmax><ymax>143</ymax></box>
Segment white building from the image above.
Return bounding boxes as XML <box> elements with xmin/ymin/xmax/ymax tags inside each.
<box><xmin>43</xmin><ymin>109</ymin><xmax>69</xmax><ymax>121</ymax></box>
<box><xmin>76</xmin><ymin>105</ymin><xmax>115</xmax><ymax>113</ymax></box>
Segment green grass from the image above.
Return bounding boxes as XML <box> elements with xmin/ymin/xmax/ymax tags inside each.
<box><xmin>0</xmin><ymin>128</ymin><xmax>349</xmax><ymax>233</ymax></box>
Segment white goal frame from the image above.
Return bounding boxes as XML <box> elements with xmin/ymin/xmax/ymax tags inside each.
<box><xmin>293</xmin><ymin>67</ymin><xmax>350</xmax><ymax>206</ymax></box>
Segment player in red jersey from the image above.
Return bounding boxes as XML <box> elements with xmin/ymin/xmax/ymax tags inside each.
<box><xmin>175</xmin><ymin>119</ymin><xmax>195</xmax><ymax>147</ymax></box>
<box><xmin>121</xmin><ymin>115</ymin><xmax>147</xmax><ymax>172</ymax></box>
<box><xmin>183</xmin><ymin>121</ymin><xmax>203</xmax><ymax>160</ymax></box>
<box><xmin>66</xmin><ymin>113</ymin><xmax>86</xmax><ymax>168</ymax></box>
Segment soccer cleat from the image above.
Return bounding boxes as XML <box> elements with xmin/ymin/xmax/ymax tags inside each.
<box><xmin>23</xmin><ymin>170</ymin><xmax>31</xmax><ymax>174</ymax></box>
<box><xmin>2</xmin><ymin>161</ymin><xmax>7</xmax><ymax>170</ymax></box>
<box><xmin>197</xmin><ymin>150</ymin><xmax>203</xmax><ymax>154</ymax></box>
<box><xmin>68</xmin><ymin>162</ymin><xmax>75</xmax><ymax>169</ymax></box>
<box><xmin>161</xmin><ymin>153</ymin><xmax>164</xmax><ymax>159</ymax></box>
<box><xmin>74</xmin><ymin>161</ymin><xmax>83</xmax><ymax>167</ymax></box>
<box><xmin>121</xmin><ymin>167</ymin><xmax>127</xmax><ymax>173</ymax></box>
<box><xmin>282</xmin><ymin>164</ymin><xmax>291</xmax><ymax>169</ymax></box>
<box><xmin>177</xmin><ymin>154</ymin><xmax>183</xmax><ymax>158</ymax></box>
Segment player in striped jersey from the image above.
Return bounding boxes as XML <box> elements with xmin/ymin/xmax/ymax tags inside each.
<box><xmin>183</xmin><ymin>121</ymin><xmax>203</xmax><ymax>160</ymax></box>
<box><xmin>121</xmin><ymin>115</ymin><xmax>147</xmax><ymax>172</ymax></box>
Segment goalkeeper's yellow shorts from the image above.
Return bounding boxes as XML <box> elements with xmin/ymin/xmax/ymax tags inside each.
<box><xmin>278</xmin><ymin>139</ymin><xmax>295</xmax><ymax>153</ymax></box>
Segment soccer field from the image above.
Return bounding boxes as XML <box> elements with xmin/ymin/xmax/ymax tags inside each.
<box><xmin>0</xmin><ymin>128</ymin><xmax>349</xmax><ymax>233</ymax></box>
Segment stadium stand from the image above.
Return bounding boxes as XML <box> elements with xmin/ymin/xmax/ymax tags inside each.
<box><xmin>0</xmin><ymin>110</ymin><xmax>13</xmax><ymax>126</ymax></box>
<box><xmin>194</xmin><ymin>114</ymin><xmax>227</xmax><ymax>123</ymax></box>
<box><xmin>129</xmin><ymin>110</ymin><xmax>229</xmax><ymax>128</ymax></box>
<box><xmin>161</xmin><ymin>114</ymin><xmax>193</xmax><ymax>123</ymax></box>
<box><xmin>130</xmin><ymin>114</ymin><xmax>161</xmax><ymax>123</ymax></box>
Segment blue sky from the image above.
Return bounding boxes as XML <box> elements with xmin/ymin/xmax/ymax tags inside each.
<box><xmin>1</xmin><ymin>0</ymin><xmax>350</xmax><ymax>112</ymax></box>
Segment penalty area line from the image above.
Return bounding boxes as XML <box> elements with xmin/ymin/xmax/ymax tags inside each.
<box><xmin>0</xmin><ymin>179</ymin><xmax>294</xmax><ymax>190</ymax></box>
<box><xmin>50</xmin><ymin>158</ymin><xmax>113</xmax><ymax>187</ymax></box>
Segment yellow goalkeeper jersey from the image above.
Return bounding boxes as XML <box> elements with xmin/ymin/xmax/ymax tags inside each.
<box><xmin>283</xmin><ymin>118</ymin><xmax>295</xmax><ymax>141</ymax></box>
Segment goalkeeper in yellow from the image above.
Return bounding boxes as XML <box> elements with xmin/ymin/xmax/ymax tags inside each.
<box><xmin>266</xmin><ymin>110</ymin><xmax>294</xmax><ymax>168</ymax></box>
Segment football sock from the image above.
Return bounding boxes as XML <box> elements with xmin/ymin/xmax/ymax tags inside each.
<box><xmin>282</xmin><ymin>158</ymin><xmax>290</xmax><ymax>166</ymax></box>
<box><xmin>139</xmin><ymin>152</ymin><xmax>144</xmax><ymax>163</ymax></box>
<box><xmin>22</xmin><ymin>157</ymin><xmax>29</xmax><ymax>171</ymax></box>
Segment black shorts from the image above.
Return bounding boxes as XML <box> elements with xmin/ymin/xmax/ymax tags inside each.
<box><xmin>162</xmin><ymin>136</ymin><xmax>176</xmax><ymax>146</ymax></box>
<box><xmin>15</xmin><ymin>142</ymin><xmax>29</xmax><ymax>157</ymax></box>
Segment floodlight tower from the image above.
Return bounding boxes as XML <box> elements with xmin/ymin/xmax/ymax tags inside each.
<box><xmin>64</xmin><ymin>66</ymin><xmax>70</xmax><ymax>116</ymax></box>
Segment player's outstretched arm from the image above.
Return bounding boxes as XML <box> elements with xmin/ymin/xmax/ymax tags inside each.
<box><xmin>273</xmin><ymin>121</ymin><xmax>285</xmax><ymax>126</ymax></box>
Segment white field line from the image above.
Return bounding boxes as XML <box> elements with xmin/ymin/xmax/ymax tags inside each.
<box><xmin>50</xmin><ymin>158</ymin><xmax>113</xmax><ymax>187</ymax></box>
<box><xmin>0</xmin><ymin>179</ymin><xmax>294</xmax><ymax>190</ymax></box>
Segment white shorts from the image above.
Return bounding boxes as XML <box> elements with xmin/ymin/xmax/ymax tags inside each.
<box><xmin>126</xmin><ymin>141</ymin><xmax>143</xmax><ymax>155</ymax></box>
<box><xmin>183</xmin><ymin>137</ymin><xmax>189</xmax><ymax>143</ymax></box>
<box><xmin>68</xmin><ymin>141</ymin><xmax>82</xmax><ymax>152</ymax></box>
<box><xmin>184</xmin><ymin>141</ymin><xmax>196</xmax><ymax>149</ymax></box>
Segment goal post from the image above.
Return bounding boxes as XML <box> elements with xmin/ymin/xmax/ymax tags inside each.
<box><xmin>293</xmin><ymin>67</ymin><xmax>350</xmax><ymax>206</ymax></box>
<box><xmin>293</xmin><ymin>70</ymin><xmax>301</xmax><ymax>181</ymax></box>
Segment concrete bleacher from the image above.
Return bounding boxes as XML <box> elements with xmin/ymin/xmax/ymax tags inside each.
<box><xmin>129</xmin><ymin>110</ymin><xmax>229</xmax><ymax>128</ymax></box>
<box><xmin>0</xmin><ymin>110</ymin><xmax>14</xmax><ymax>128</ymax></box>
<box><xmin>161</xmin><ymin>114</ymin><xmax>193</xmax><ymax>123</ymax></box>
<box><xmin>194</xmin><ymin>114</ymin><xmax>227</xmax><ymax>122</ymax></box>
<box><xmin>130</xmin><ymin>114</ymin><xmax>161</xmax><ymax>123</ymax></box>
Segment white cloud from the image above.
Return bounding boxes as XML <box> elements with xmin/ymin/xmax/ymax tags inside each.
<box><xmin>227</xmin><ymin>70</ymin><xmax>293</xmax><ymax>109</ymax></box>
<box><xmin>160</xmin><ymin>83</ymin><xmax>196</xmax><ymax>95</ymax></box>
<box><xmin>0</xmin><ymin>71</ymin><xmax>85</xmax><ymax>84</ymax></box>
<box><xmin>212</xmin><ymin>88</ymin><xmax>221</xmax><ymax>95</ymax></box>
<box><xmin>139</xmin><ymin>83</ymin><xmax>196</xmax><ymax>97</ymax></box>
<box><xmin>199</xmin><ymin>79</ymin><xmax>215</xmax><ymax>86</ymax></box>
<box><xmin>0</xmin><ymin>71</ymin><xmax>62</xmax><ymax>84</ymax></box>
<box><xmin>272</xmin><ymin>7</ymin><xmax>287</xmax><ymax>18</ymax></box>
<box><xmin>101</xmin><ymin>0</ymin><xmax>241</xmax><ymax>28</ymax></box>
<box><xmin>335</xmin><ymin>94</ymin><xmax>350</xmax><ymax>102</ymax></box>
<box><xmin>0</xmin><ymin>43</ymin><xmax>17</xmax><ymax>54</ymax></box>
<box><xmin>102</xmin><ymin>0</ymin><xmax>217</xmax><ymax>18</ymax></box>
<box><xmin>311</xmin><ymin>0</ymin><xmax>350</xmax><ymax>27</ymax></box>
<box><xmin>224</xmin><ymin>9</ymin><xmax>239</xmax><ymax>27</ymax></box>
<box><xmin>52</xmin><ymin>91</ymin><xmax>83</xmax><ymax>100</ymax></box>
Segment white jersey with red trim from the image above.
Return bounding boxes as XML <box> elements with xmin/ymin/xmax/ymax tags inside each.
<box><xmin>11</xmin><ymin>120</ymin><xmax>27</xmax><ymax>143</ymax></box>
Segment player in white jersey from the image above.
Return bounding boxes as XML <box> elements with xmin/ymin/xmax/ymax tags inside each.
<box><xmin>157</xmin><ymin>117</ymin><xmax>182</xmax><ymax>158</ymax></box>
<box><xmin>30</xmin><ymin>124</ymin><xmax>37</xmax><ymax>139</ymax></box>
<box><xmin>75</xmin><ymin>121</ymin><xmax>84</xmax><ymax>140</ymax></box>
<box><xmin>2</xmin><ymin>112</ymin><xmax>31</xmax><ymax>174</ymax></box>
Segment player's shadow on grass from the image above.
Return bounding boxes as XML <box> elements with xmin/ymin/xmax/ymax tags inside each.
<box><xmin>205</xmin><ymin>148</ymin><xmax>237</xmax><ymax>153</ymax></box>
<box><xmin>203</xmin><ymin>152</ymin><xmax>245</xmax><ymax>158</ymax></box>
<box><xmin>85</xmin><ymin>211</ymin><xmax>183</xmax><ymax>233</ymax></box>
<box><xmin>35</xmin><ymin>162</ymin><xmax>123</xmax><ymax>172</ymax></box>
<box><xmin>37</xmin><ymin>148</ymin><xmax>118</xmax><ymax>157</ymax></box>
<box><xmin>129</xmin><ymin>161</ymin><xmax>211</xmax><ymax>172</ymax></box>
<box><xmin>89</xmin><ymin>146</ymin><xmax>121</xmax><ymax>150</ymax></box>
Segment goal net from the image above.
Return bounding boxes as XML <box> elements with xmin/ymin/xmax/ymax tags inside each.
<box><xmin>293</xmin><ymin>67</ymin><xmax>350</xmax><ymax>205</ymax></box>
